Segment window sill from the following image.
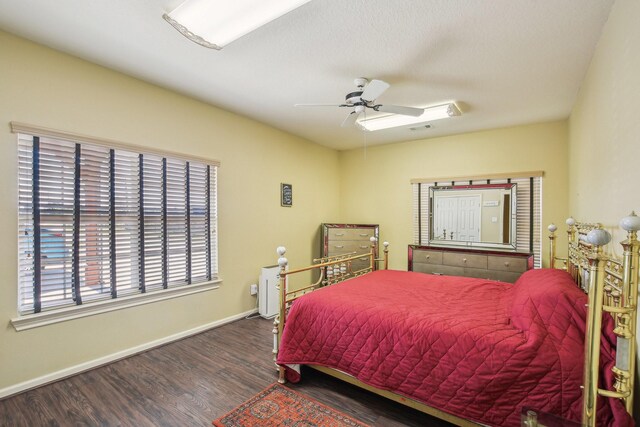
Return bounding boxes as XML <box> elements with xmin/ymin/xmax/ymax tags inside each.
<box><xmin>11</xmin><ymin>279</ymin><xmax>222</xmax><ymax>332</ymax></box>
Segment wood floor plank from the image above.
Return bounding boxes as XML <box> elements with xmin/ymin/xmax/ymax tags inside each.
<box><xmin>0</xmin><ymin>317</ymin><xmax>454</xmax><ymax>426</ymax></box>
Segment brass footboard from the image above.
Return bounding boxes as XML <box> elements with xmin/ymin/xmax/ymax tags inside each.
<box><xmin>271</xmin><ymin>237</ymin><xmax>389</xmax><ymax>383</ymax></box>
<box><xmin>549</xmin><ymin>213</ymin><xmax>639</xmax><ymax>425</ymax></box>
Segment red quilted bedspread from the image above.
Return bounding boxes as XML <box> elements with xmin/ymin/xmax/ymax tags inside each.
<box><xmin>277</xmin><ymin>269</ymin><xmax>632</xmax><ymax>427</ymax></box>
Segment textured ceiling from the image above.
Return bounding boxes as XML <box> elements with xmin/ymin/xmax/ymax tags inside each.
<box><xmin>0</xmin><ymin>0</ymin><xmax>614</xmax><ymax>150</ymax></box>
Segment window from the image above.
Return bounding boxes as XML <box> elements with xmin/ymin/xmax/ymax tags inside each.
<box><xmin>412</xmin><ymin>175</ymin><xmax>543</xmax><ymax>268</ymax></box>
<box><xmin>16</xmin><ymin>126</ymin><xmax>219</xmax><ymax>316</ymax></box>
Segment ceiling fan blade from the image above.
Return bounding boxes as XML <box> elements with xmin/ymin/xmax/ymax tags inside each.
<box><xmin>375</xmin><ymin>104</ymin><xmax>424</xmax><ymax>117</ymax></box>
<box><xmin>360</xmin><ymin>79</ymin><xmax>390</xmax><ymax>102</ymax></box>
<box><xmin>341</xmin><ymin>111</ymin><xmax>360</xmax><ymax>127</ymax></box>
<box><xmin>295</xmin><ymin>103</ymin><xmax>344</xmax><ymax>107</ymax></box>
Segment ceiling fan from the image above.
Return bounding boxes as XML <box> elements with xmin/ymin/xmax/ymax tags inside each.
<box><xmin>295</xmin><ymin>78</ymin><xmax>424</xmax><ymax>128</ymax></box>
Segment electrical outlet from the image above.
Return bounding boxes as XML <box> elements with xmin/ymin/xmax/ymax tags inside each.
<box><xmin>249</xmin><ymin>284</ymin><xmax>258</xmax><ymax>296</ymax></box>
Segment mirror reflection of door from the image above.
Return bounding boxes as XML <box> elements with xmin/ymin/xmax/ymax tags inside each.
<box><xmin>434</xmin><ymin>197</ymin><xmax>456</xmax><ymax>240</ymax></box>
<box><xmin>457</xmin><ymin>196</ymin><xmax>481</xmax><ymax>241</ymax></box>
<box><xmin>434</xmin><ymin>194</ymin><xmax>481</xmax><ymax>242</ymax></box>
<box><xmin>502</xmin><ymin>193</ymin><xmax>511</xmax><ymax>244</ymax></box>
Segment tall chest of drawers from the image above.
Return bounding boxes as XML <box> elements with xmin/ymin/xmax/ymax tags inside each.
<box><xmin>408</xmin><ymin>245</ymin><xmax>533</xmax><ymax>283</ymax></box>
<box><xmin>322</xmin><ymin>224</ymin><xmax>379</xmax><ymax>272</ymax></box>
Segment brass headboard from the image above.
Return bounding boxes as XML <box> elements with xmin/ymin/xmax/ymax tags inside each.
<box><xmin>548</xmin><ymin>213</ymin><xmax>639</xmax><ymax>426</ymax></box>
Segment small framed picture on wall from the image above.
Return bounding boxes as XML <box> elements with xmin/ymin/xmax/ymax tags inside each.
<box><xmin>281</xmin><ymin>183</ymin><xmax>292</xmax><ymax>207</ymax></box>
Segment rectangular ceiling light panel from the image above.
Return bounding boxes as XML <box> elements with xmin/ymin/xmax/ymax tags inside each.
<box><xmin>164</xmin><ymin>0</ymin><xmax>312</xmax><ymax>49</ymax></box>
<box><xmin>358</xmin><ymin>103</ymin><xmax>461</xmax><ymax>131</ymax></box>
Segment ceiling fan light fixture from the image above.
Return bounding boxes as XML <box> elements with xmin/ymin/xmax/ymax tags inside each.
<box><xmin>358</xmin><ymin>102</ymin><xmax>461</xmax><ymax>131</ymax></box>
<box><xmin>163</xmin><ymin>0</ymin><xmax>312</xmax><ymax>49</ymax></box>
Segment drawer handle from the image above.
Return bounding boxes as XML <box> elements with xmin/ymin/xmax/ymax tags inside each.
<box><xmin>359</xmin><ymin>245</ymin><xmax>369</xmax><ymax>249</ymax></box>
<box><xmin>335</xmin><ymin>233</ymin><xmax>344</xmax><ymax>236</ymax></box>
<box><xmin>334</xmin><ymin>245</ymin><xmax>344</xmax><ymax>249</ymax></box>
<box><xmin>359</xmin><ymin>233</ymin><xmax>369</xmax><ymax>237</ymax></box>
<box><xmin>425</xmin><ymin>255</ymin><xmax>430</xmax><ymax>259</ymax></box>
<box><xmin>504</xmin><ymin>261</ymin><xmax>510</xmax><ymax>267</ymax></box>
<box><xmin>463</xmin><ymin>258</ymin><xmax>467</xmax><ymax>263</ymax></box>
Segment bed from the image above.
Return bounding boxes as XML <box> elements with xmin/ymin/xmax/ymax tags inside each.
<box><xmin>272</xmin><ymin>215</ymin><xmax>639</xmax><ymax>426</ymax></box>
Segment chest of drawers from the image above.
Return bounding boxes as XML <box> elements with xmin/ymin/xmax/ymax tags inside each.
<box><xmin>408</xmin><ymin>245</ymin><xmax>533</xmax><ymax>283</ymax></box>
<box><xmin>322</xmin><ymin>224</ymin><xmax>379</xmax><ymax>272</ymax></box>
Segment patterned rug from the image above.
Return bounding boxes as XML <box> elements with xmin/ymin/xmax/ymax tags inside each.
<box><xmin>212</xmin><ymin>383</ymin><xmax>371</xmax><ymax>427</ymax></box>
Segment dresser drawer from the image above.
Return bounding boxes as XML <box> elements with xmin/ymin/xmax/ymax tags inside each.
<box><xmin>411</xmin><ymin>249</ymin><xmax>443</xmax><ymax>265</ymax></box>
<box><xmin>409</xmin><ymin>245</ymin><xmax>531</xmax><ymax>283</ymax></box>
<box><xmin>413</xmin><ymin>263</ymin><xmax>465</xmax><ymax>277</ymax></box>
<box><xmin>462</xmin><ymin>267</ymin><xmax>522</xmax><ymax>283</ymax></box>
<box><xmin>327</xmin><ymin>241</ymin><xmax>372</xmax><ymax>256</ymax></box>
<box><xmin>350</xmin><ymin>257</ymin><xmax>371</xmax><ymax>273</ymax></box>
<box><xmin>443</xmin><ymin>252</ymin><xmax>487</xmax><ymax>269</ymax></box>
<box><xmin>487</xmin><ymin>255</ymin><xmax>527</xmax><ymax>273</ymax></box>
<box><xmin>327</xmin><ymin>228</ymin><xmax>375</xmax><ymax>241</ymax></box>
<box><xmin>323</xmin><ymin>224</ymin><xmax>379</xmax><ymax>272</ymax></box>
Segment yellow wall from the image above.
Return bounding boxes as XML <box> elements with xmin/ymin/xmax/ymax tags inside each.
<box><xmin>339</xmin><ymin>121</ymin><xmax>569</xmax><ymax>270</ymax></box>
<box><xmin>568</xmin><ymin>0</ymin><xmax>640</xmax><ymax>412</ymax></box>
<box><xmin>568</xmin><ymin>0</ymin><xmax>640</xmax><ymax>237</ymax></box>
<box><xmin>0</xmin><ymin>32</ymin><xmax>340</xmax><ymax>391</ymax></box>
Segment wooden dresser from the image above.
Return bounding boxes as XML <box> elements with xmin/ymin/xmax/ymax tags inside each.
<box><xmin>408</xmin><ymin>245</ymin><xmax>533</xmax><ymax>283</ymax></box>
<box><xmin>322</xmin><ymin>224</ymin><xmax>379</xmax><ymax>272</ymax></box>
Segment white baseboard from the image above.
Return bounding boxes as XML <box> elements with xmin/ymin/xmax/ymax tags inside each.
<box><xmin>0</xmin><ymin>308</ymin><xmax>258</xmax><ymax>400</ymax></box>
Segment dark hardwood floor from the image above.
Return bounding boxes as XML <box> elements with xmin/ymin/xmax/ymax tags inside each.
<box><xmin>0</xmin><ymin>316</ymin><xmax>454</xmax><ymax>426</ymax></box>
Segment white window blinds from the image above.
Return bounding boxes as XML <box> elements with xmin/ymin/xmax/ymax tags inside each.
<box><xmin>17</xmin><ymin>133</ymin><xmax>219</xmax><ymax>314</ymax></box>
<box><xmin>412</xmin><ymin>176</ymin><xmax>542</xmax><ymax>268</ymax></box>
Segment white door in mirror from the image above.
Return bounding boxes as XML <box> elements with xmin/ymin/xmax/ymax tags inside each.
<box><xmin>434</xmin><ymin>195</ymin><xmax>480</xmax><ymax>242</ymax></box>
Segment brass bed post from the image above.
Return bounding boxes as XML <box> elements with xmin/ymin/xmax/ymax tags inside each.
<box><xmin>567</xmin><ymin>217</ymin><xmax>576</xmax><ymax>242</ymax></box>
<box><xmin>276</xmin><ymin>246</ymin><xmax>288</xmax><ymax>384</ymax></box>
<box><xmin>578</xmin><ymin>213</ymin><xmax>640</xmax><ymax>425</ymax></box>
<box><xmin>567</xmin><ymin>217</ymin><xmax>577</xmax><ymax>280</ymax></box>
<box><xmin>564</xmin><ymin>217</ymin><xmax>584</xmax><ymax>276</ymax></box>
<box><xmin>617</xmin><ymin>212</ymin><xmax>640</xmax><ymax>414</ymax></box>
<box><xmin>548</xmin><ymin>223</ymin><xmax>557</xmax><ymax>269</ymax></box>
<box><xmin>370</xmin><ymin>237</ymin><xmax>377</xmax><ymax>271</ymax></box>
<box><xmin>371</xmin><ymin>236</ymin><xmax>389</xmax><ymax>270</ymax></box>
<box><xmin>383</xmin><ymin>241</ymin><xmax>389</xmax><ymax>270</ymax></box>
<box><xmin>582</xmin><ymin>228</ymin><xmax>611</xmax><ymax>427</ymax></box>
<box><xmin>548</xmin><ymin>221</ymin><xmax>571</xmax><ymax>271</ymax></box>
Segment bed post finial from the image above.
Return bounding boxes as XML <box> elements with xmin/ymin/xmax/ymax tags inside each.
<box><xmin>620</xmin><ymin>211</ymin><xmax>640</xmax><ymax>235</ymax></box>
<box><xmin>277</xmin><ymin>246</ymin><xmax>288</xmax><ymax>270</ymax></box>
<box><xmin>277</xmin><ymin>246</ymin><xmax>287</xmax><ymax>262</ymax></box>
<box><xmin>548</xmin><ymin>224</ymin><xmax>558</xmax><ymax>269</ymax></box>
<box><xmin>586</xmin><ymin>229</ymin><xmax>612</xmax><ymax>255</ymax></box>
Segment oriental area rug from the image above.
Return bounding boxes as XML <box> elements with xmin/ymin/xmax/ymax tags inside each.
<box><xmin>212</xmin><ymin>383</ymin><xmax>371</xmax><ymax>427</ymax></box>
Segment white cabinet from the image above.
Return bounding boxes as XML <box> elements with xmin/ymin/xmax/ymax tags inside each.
<box><xmin>259</xmin><ymin>265</ymin><xmax>279</xmax><ymax>318</ymax></box>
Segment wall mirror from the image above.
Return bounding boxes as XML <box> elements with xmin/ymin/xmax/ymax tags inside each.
<box><xmin>429</xmin><ymin>183</ymin><xmax>517</xmax><ymax>250</ymax></box>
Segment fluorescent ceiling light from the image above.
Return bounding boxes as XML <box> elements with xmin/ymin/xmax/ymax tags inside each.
<box><xmin>358</xmin><ymin>102</ymin><xmax>461</xmax><ymax>131</ymax></box>
<box><xmin>163</xmin><ymin>0</ymin><xmax>312</xmax><ymax>49</ymax></box>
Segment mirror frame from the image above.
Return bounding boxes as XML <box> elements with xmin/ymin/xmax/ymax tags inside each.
<box><xmin>428</xmin><ymin>183</ymin><xmax>517</xmax><ymax>250</ymax></box>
